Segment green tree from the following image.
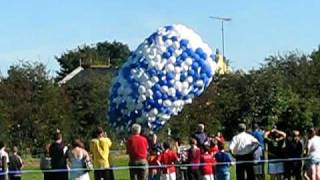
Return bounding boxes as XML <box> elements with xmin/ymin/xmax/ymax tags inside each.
<box><xmin>0</xmin><ymin>62</ymin><xmax>71</xmax><ymax>150</ymax></box>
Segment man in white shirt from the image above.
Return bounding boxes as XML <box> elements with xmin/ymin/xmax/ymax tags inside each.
<box><xmin>0</xmin><ymin>141</ymin><xmax>9</xmax><ymax>180</ymax></box>
<box><xmin>229</xmin><ymin>123</ymin><xmax>259</xmax><ymax>180</ymax></box>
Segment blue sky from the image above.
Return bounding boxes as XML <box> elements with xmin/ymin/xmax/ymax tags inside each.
<box><xmin>0</xmin><ymin>1</ymin><xmax>319</xmax><ymax>76</ymax></box>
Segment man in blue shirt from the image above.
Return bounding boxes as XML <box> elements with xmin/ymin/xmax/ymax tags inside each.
<box><xmin>251</xmin><ymin>123</ymin><xmax>265</xmax><ymax>180</ymax></box>
<box><xmin>215</xmin><ymin>143</ymin><xmax>233</xmax><ymax>180</ymax></box>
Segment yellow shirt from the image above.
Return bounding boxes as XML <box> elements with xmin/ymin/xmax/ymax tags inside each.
<box><xmin>90</xmin><ymin>137</ymin><xmax>112</xmax><ymax>168</ymax></box>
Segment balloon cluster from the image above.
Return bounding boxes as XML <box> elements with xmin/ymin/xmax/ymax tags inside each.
<box><xmin>108</xmin><ymin>24</ymin><xmax>217</xmax><ymax>133</ymax></box>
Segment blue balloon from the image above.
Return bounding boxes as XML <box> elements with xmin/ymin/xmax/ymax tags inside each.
<box><xmin>108</xmin><ymin>24</ymin><xmax>217</xmax><ymax>134</ymax></box>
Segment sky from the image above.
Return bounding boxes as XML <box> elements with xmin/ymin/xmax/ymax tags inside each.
<box><xmin>0</xmin><ymin>0</ymin><xmax>319</xmax><ymax>76</ymax></box>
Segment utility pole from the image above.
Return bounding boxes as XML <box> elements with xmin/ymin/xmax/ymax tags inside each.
<box><xmin>209</xmin><ymin>16</ymin><xmax>232</xmax><ymax>57</ymax></box>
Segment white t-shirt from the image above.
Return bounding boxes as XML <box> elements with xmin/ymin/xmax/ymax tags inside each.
<box><xmin>307</xmin><ymin>135</ymin><xmax>320</xmax><ymax>160</ymax></box>
<box><xmin>0</xmin><ymin>148</ymin><xmax>9</xmax><ymax>171</ymax></box>
<box><xmin>229</xmin><ymin>132</ymin><xmax>259</xmax><ymax>155</ymax></box>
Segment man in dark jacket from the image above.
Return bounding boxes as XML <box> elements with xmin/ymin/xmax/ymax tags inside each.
<box><xmin>49</xmin><ymin>131</ymin><xmax>68</xmax><ymax>180</ymax></box>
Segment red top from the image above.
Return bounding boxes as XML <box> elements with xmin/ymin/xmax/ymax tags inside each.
<box><xmin>209</xmin><ymin>145</ymin><xmax>219</xmax><ymax>156</ymax></box>
<box><xmin>188</xmin><ymin>147</ymin><xmax>201</xmax><ymax>170</ymax></box>
<box><xmin>127</xmin><ymin>135</ymin><xmax>148</xmax><ymax>161</ymax></box>
<box><xmin>216</xmin><ymin>135</ymin><xmax>225</xmax><ymax>146</ymax></box>
<box><xmin>201</xmin><ymin>153</ymin><xmax>216</xmax><ymax>175</ymax></box>
<box><xmin>148</xmin><ymin>154</ymin><xmax>160</xmax><ymax>171</ymax></box>
<box><xmin>159</xmin><ymin>150</ymin><xmax>179</xmax><ymax>174</ymax></box>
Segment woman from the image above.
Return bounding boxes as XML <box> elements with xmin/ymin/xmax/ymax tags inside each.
<box><xmin>40</xmin><ymin>144</ymin><xmax>52</xmax><ymax>180</ymax></box>
<box><xmin>306</xmin><ymin>128</ymin><xmax>320</xmax><ymax>180</ymax></box>
<box><xmin>68</xmin><ymin>139</ymin><xmax>91</xmax><ymax>180</ymax></box>
<box><xmin>187</xmin><ymin>138</ymin><xmax>201</xmax><ymax>180</ymax></box>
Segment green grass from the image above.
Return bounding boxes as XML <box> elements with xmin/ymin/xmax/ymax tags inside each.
<box><xmin>20</xmin><ymin>153</ymin><xmax>267</xmax><ymax>180</ymax></box>
<box><xmin>21</xmin><ymin>154</ymin><xmax>130</xmax><ymax>180</ymax></box>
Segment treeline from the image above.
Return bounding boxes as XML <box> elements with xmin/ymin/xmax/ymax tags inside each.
<box><xmin>0</xmin><ymin>40</ymin><xmax>320</xmax><ymax>152</ymax></box>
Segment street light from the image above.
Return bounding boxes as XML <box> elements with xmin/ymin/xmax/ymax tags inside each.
<box><xmin>209</xmin><ymin>16</ymin><xmax>232</xmax><ymax>57</ymax></box>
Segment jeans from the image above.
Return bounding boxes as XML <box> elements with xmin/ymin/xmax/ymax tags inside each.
<box><xmin>216</xmin><ymin>172</ymin><xmax>230</xmax><ymax>180</ymax></box>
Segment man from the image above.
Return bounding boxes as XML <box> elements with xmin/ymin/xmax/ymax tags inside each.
<box><xmin>127</xmin><ymin>123</ymin><xmax>149</xmax><ymax>180</ymax></box>
<box><xmin>49</xmin><ymin>130</ymin><xmax>68</xmax><ymax>180</ymax></box>
<box><xmin>229</xmin><ymin>123</ymin><xmax>259</xmax><ymax>180</ymax></box>
<box><xmin>284</xmin><ymin>130</ymin><xmax>303</xmax><ymax>180</ymax></box>
<box><xmin>0</xmin><ymin>141</ymin><xmax>9</xmax><ymax>180</ymax></box>
<box><xmin>90</xmin><ymin>127</ymin><xmax>113</xmax><ymax>180</ymax></box>
<box><xmin>251</xmin><ymin>123</ymin><xmax>265</xmax><ymax>180</ymax></box>
<box><xmin>192</xmin><ymin>123</ymin><xmax>208</xmax><ymax>149</ymax></box>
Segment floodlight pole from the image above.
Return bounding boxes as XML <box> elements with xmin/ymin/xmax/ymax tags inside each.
<box><xmin>209</xmin><ymin>16</ymin><xmax>232</xmax><ymax>57</ymax></box>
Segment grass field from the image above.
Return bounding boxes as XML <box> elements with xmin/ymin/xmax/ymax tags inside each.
<box><xmin>20</xmin><ymin>152</ymin><xmax>242</xmax><ymax>180</ymax></box>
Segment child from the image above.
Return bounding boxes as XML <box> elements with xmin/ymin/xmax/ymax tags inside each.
<box><xmin>200</xmin><ymin>145</ymin><xmax>215</xmax><ymax>180</ymax></box>
<box><xmin>158</xmin><ymin>142</ymin><xmax>179</xmax><ymax>180</ymax></box>
<box><xmin>148</xmin><ymin>149</ymin><xmax>161</xmax><ymax>180</ymax></box>
<box><xmin>214</xmin><ymin>144</ymin><xmax>232</xmax><ymax>180</ymax></box>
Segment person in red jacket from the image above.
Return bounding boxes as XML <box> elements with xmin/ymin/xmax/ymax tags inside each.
<box><xmin>158</xmin><ymin>142</ymin><xmax>179</xmax><ymax>180</ymax></box>
<box><xmin>127</xmin><ymin>123</ymin><xmax>149</xmax><ymax>180</ymax></box>
<box><xmin>201</xmin><ymin>145</ymin><xmax>215</xmax><ymax>180</ymax></box>
<box><xmin>188</xmin><ymin>138</ymin><xmax>201</xmax><ymax>180</ymax></box>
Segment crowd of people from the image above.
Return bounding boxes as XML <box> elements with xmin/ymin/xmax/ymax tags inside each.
<box><xmin>0</xmin><ymin>123</ymin><xmax>320</xmax><ymax>180</ymax></box>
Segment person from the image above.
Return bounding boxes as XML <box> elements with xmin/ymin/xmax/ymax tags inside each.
<box><xmin>127</xmin><ymin>123</ymin><xmax>149</xmax><ymax>180</ymax></box>
<box><xmin>8</xmin><ymin>146</ymin><xmax>23</xmax><ymax>180</ymax></box>
<box><xmin>174</xmin><ymin>138</ymin><xmax>189</xmax><ymax>180</ymax></box>
<box><xmin>264</xmin><ymin>126</ymin><xmax>286</xmax><ymax>180</ymax></box>
<box><xmin>283</xmin><ymin>130</ymin><xmax>303</xmax><ymax>180</ymax></box>
<box><xmin>187</xmin><ymin>138</ymin><xmax>201</xmax><ymax>180</ymax></box>
<box><xmin>68</xmin><ymin>139</ymin><xmax>91</xmax><ymax>180</ymax></box>
<box><xmin>90</xmin><ymin>127</ymin><xmax>113</xmax><ymax>180</ymax></box>
<box><xmin>208</xmin><ymin>136</ymin><xmax>219</xmax><ymax>157</ymax></box>
<box><xmin>200</xmin><ymin>145</ymin><xmax>215</xmax><ymax>180</ymax></box>
<box><xmin>149</xmin><ymin>134</ymin><xmax>163</xmax><ymax>155</ymax></box>
<box><xmin>192</xmin><ymin>124</ymin><xmax>208</xmax><ymax>149</ymax></box>
<box><xmin>148</xmin><ymin>149</ymin><xmax>160</xmax><ymax>180</ymax></box>
<box><xmin>229</xmin><ymin>123</ymin><xmax>259</xmax><ymax>180</ymax></box>
<box><xmin>0</xmin><ymin>141</ymin><xmax>9</xmax><ymax>180</ymax></box>
<box><xmin>40</xmin><ymin>144</ymin><xmax>52</xmax><ymax>180</ymax></box>
<box><xmin>49</xmin><ymin>130</ymin><xmax>68</xmax><ymax>180</ymax></box>
<box><xmin>215</xmin><ymin>143</ymin><xmax>233</xmax><ymax>180</ymax></box>
<box><xmin>158</xmin><ymin>142</ymin><xmax>179</xmax><ymax>180</ymax></box>
<box><xmin>306</xmin><ymin>128</ymin><xmax>320</xmax><ymax>180</ymax></box>
<box><xmin>251</xmin><ymin>123</ymin><xmax>265</xmax><ymax>180</ymax></box>
<box><xmin>215</xmin><ymin>132</ymin><xmax>225</xmax><ymax>148</ymax></box>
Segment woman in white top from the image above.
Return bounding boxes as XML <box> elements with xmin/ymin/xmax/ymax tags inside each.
<box><xmin>68</xmin><ymin>139</ymin><xmax>90</xmax><ymax>180</ymax></box>
<box><xmin>306</xmin><ymin>128</ymin><xmax>320</xmax><ymax>180</ymax></box>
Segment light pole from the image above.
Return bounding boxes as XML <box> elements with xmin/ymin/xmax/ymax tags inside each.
<box><xmin>209</xmin><ymin>16</ymin><xmax>232</xmax><ymax>57</ymax></box>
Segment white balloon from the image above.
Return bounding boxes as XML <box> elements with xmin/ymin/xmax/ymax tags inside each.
<box><xmin>163</xmin><ymin>100</ymin><xmax>172</xmax><ymax>107</ymax></box>
<box><xmin>168</xmin><ymin>56</ymin><xmax>176</xmax><ymax>64</ymax></box>
<box><xmin>138</xmin><ymin>86</ymin><xmax>146</xmax><ymax>94</ymax></box>
<box><xmin>187</xmin><ymin>77</ymin><xmax>193</xmax><ymax>83</ymax></box>
<box><xmin>160</xmin><ymin>86</ymin><xmax>169</xmax><ymax>93</ymax></box>
<box><xmin>166</xmin><ymin>63</ymin><xmax>175</xmax><ymax>72</ymax></box>
<box><xmin>185</xmin><ymin>58</ymin><xmax>193</xmax><ymax>66</ymax></box>
<box><xmin>195</xmin><ymin>80</ymin><xmax>204</xmax><ymax>87</ymax></box>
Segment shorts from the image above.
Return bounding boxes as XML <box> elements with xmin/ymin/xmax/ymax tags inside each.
<box><xmin>162</xmin><ymin>172</ymin><xmax>176</xmax><ymax>180</ymax></box>
<box><xmin>268</xmin><ymin>162</ymin><xmax>284</xmax><ymax>174</ymax></box>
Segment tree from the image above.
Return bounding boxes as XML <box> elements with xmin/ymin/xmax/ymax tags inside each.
<box><xmin>0</xmin><ymin>62</ymin><xmax>71</xmax><ymax>150</ymax></box>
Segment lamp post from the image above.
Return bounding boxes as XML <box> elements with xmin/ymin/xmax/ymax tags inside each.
<box><xmin>209</xmin><ymin>16</ymin><xmax>232</xmax><ymax>57</ymax></box>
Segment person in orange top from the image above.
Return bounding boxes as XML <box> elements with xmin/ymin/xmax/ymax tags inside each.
<box><xmin>158</xmin><ymin>142</ymin><xmax>179</xmax><ymax>180</ymax></box>
<box><xmin>90</xmin><ymin>127</ymin><xmax>112</xmax><ymax>180</ymax></box>
<box><xmin>148</xmin><ymin>149</ymin><xmax>161</xmax><ymax>180</ymax></box>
